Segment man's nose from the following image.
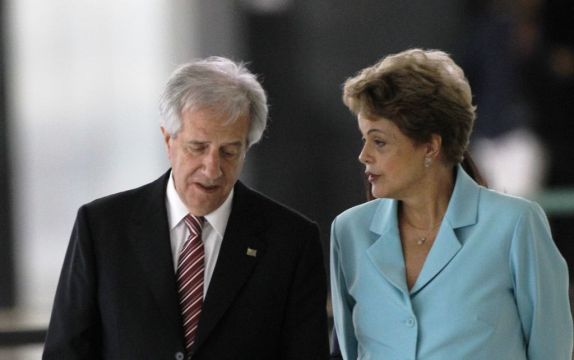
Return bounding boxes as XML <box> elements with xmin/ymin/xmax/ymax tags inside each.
<box><xmin>202</xmin><ymin>150</ymin><xmax>223</xmax><ymax>179</ymax></box>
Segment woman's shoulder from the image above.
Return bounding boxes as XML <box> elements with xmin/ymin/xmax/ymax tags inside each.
<box><xmin>478</xmin><ymin>186</ymin><xmax>545</xmax><ymax>220</ymax></box>
<box><xmin>334</xmin><ymin>198</ymin><xmax>391</xmax><ymax>229</ymax></box>
<box><xmin>338</xmin><ymin>198</ymin><xmax>385</xmax><ymax>217</ymax></box>
<box><xmin>331</xmin><ymin>199</ymin><xmax>391</xmax><ymax>251</ymax></box>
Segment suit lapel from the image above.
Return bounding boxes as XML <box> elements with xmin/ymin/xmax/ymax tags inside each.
<box><xmin>366</xmin><ymin>200</ymin><xmax>410</xmax><ymax>297</ymax></box>
<box><xmin>410</xmin><ymin>165</ymin><xmax>480</xmax><ymax>295</ymax></box>
<box><xmin>409</xmin><ymin>225</ymin><xmax>461</xmax><ymax>294</ymax></box>
<box><xmin>365</xmin><ymin>166</ymin><xmax>481</xmax><ymax>297</ymax></box>
<box><xmin>193</xmin><ymin>182</ymin><xmax>264</xmax><ymax>351</ymax></box>
<box><xmin>129</xmin><ymin>171</ymin><xmax>184</xmax><ymax>334</ymax></box>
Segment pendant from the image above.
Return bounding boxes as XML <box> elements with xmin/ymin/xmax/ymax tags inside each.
<box><xmin>417</xmin><ymin>237</ymin><xmax>427</xmax><ymax>245</ymax></box>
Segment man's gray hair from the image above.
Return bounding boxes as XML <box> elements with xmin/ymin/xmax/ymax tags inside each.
<box><xmin>159</xmin><ymin>56</ymin><xmax>268</xmax><ymax>147</ymax></box>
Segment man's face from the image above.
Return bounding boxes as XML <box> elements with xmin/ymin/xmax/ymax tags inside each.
<box><xmin>162</xmin><ymin>107</ymin><xmax>250</xmax><ymax>216</ymax></box>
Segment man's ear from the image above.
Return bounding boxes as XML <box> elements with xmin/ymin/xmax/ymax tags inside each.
<box><xmin>160</xmin><ymin>127</ymin><xmax>172</xmax><ymax>150</ymax></box>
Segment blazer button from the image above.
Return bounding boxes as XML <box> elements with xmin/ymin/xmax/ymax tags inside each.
<box><xmin>175</xmin><ymin>351</ymin><xmax>185</xmax><ymax>360</ymax></box>
<box><xmin>405</xmin><ymin>317</ymin><xmax>416</xmax><ymax>327</ymax></box>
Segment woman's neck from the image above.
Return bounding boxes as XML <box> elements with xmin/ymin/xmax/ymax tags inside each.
<box><xmin>399</xmin><ymin>165</ymin><xmax>455</xmax><ymax>229</ymax></box>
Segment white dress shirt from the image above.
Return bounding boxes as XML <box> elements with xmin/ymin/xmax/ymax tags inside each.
<box><xmin>165</xmin><ymin>173</ymin><xmax>233</xmax><ymax>297</ymax></box>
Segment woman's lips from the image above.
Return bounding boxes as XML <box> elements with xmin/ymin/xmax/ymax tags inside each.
<box><xmin>366</xmin><ymin>172</ymin><xmax>379</xmax><ymax>183</ymax></box>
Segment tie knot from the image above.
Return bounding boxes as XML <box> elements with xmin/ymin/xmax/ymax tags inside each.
<box><xmin>184</xmin><ymin>215</ymin><xmax>204</xmax><ymax>236</ymax></box>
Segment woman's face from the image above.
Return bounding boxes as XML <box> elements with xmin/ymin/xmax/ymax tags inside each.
<box><xmin>358</xmin><ymin>113</ymin><xmax>429</xmax><ymax>200</ymax></box>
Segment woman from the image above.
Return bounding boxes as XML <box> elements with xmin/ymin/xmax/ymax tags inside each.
<box><xmin>330</xmin><ymin>48</ymin><xmax>573</xmax><ymax>359</ymax></box>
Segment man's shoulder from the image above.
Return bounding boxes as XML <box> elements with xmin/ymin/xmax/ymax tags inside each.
<box><xmin>234</xmin><ymin>182</ymin><xmax>316</xmax><ymax>227</ymax></box>
<box><xmin>81</xmin><ymin>171</ymin><xmax>168</xmax><ymax>214</ymax></box>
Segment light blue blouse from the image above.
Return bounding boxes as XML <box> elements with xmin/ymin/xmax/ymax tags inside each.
<box><xmin>331</xmin><ymin>166</ymin><xmax>573</xmax><ymax>359</ymax></box>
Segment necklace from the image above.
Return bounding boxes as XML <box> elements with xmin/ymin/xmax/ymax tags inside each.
<box><xmin>402</xmin><ymin>216</ymin><xmax>442</xmax><ymax>245</ymax></box>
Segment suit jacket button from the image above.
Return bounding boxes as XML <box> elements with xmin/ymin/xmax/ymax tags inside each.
<box><xmin>175</xmin><ymin>351</ymin><xmax>185</xmax><ymax>360</ymax></box>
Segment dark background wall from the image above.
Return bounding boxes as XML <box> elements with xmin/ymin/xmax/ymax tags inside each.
<box><xmin>224</xmin><ymin>0</ymin><xmax>469</xmax><ymax>254</ymax></box>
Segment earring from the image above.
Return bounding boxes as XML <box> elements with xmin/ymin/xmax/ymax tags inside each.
<box><xmin>424</xmin><ymin>157</ymin><xmax>432</xmax><ymax>168</ymax></box>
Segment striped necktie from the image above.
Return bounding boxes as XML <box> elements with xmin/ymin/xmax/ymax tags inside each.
<box><xmin>177</xmin><ymin>215</ymin><xmax>205</xmax><ymax>354</ymax></box>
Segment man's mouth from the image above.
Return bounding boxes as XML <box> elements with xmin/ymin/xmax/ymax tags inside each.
<box><xmin>194</xmin><ymin>183</ymin><xmax>220</xmax><ymax>192</ymax></box>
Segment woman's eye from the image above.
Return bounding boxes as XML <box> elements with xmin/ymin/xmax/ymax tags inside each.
<box><xmin>374</xmin><ymin>140</ymin><xmax>386</xmax><ymax>147</ymax></box>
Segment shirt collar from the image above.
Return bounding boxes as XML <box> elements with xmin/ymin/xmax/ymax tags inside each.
<box><xmin>165</xmin><ymin>171</ymin><xmax>234</xmax><ymax>238</ymax></box>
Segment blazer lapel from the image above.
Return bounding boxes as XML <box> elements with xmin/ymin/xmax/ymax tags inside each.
<box><xmin>410</xmin><ymin>166</ymin><xmax>480</xmax><ymax>295</ymax></box>
<box><xmin>366</xmin><ymin>200</ymin><xmax>410</xmax><ymax>297</ymax></box>
<box><xmin>193</xmin><ymin>182</ymin><xmax>263</xmax><ymax>351</ymax></box>
<box><xmin>129</xmin><ymin>171</ymin><xmax>183</xmax><ymax>333</ymax></box>
<box><xmin>409</xmin><ymin>225</ymin><xmax>460</xmax><ymax>294</ymax></box>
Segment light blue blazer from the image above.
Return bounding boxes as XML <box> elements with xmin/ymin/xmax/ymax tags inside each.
<box><xmin>331</xmin><ymin>166</ymin><xmax>573</xmax><ymax>360</ymax></box>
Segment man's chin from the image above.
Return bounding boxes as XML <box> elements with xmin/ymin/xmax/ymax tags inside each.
<box><xmin>185</xmin><ymin>191</ymin><xmax>226</xmax><ymax>216</ymax></box>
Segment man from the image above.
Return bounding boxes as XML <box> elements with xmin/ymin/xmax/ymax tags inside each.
<box><xmin>43</xmin><ymin>57</ymin><xmax>329</xmax><ymax>359</ymax></box>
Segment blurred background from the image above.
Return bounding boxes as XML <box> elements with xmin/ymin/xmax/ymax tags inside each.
<box><xmin>0</xmin><ymin>0</ymin><xmax>572</xmax><ymax>358</ymax></box>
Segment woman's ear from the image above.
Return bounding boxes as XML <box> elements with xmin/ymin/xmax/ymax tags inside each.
<box><xmin>426</xmin><ymin>133</ymin><xmax>442</xmax><ymax>159</ymax></box>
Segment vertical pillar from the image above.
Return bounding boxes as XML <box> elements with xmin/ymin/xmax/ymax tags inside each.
<box><xmin>0</xmin><ymin>0</ymin><xmax>16</xmax><ymax>308</ymax></box>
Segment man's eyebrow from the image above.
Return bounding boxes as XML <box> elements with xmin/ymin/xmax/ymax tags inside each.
<box><xmin>184</xmin><ymin>140</ymin><xmax>244</xmax><ymax>147</ymax></box>
<box><xmin>185</xmin><ymin>140</ymin><xmax>207</xmax><ymax>145</ymax></box>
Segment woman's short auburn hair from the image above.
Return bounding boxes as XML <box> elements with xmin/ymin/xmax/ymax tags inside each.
<box><xmin>343</xmin><ymin>48</ymin><xmax>476</xmax><ymax>165</ymax></box>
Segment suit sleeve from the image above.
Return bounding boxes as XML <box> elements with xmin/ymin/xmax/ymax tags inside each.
<box><xmin>280</xmin><ymin>222</ymin><xmax>330</xmax><ymax>360</ymax></box>
<box><xmin>330</xmin><ymin>217</ymin><xmax>358</xmax><ymax>360</ymax></box>
<box><xmin>43</xmin><ymin>206</ymin><xmax>102</xmax><ymax>360</ymax></box>
<box><xmin>510</xmin><ymin>202</ymin><xmax>573</xmax><ymax>360</ymax></box>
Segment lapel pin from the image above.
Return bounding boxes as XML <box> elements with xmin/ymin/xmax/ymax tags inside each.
<box><xmin>246</xmin><ymin>247</ymin><xmax>257</xmax><ymax>257</ymax></box>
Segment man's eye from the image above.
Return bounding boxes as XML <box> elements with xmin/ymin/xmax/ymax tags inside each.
<box><xmin>374</xmin><ymin>140</ymin><xmax>386</xmax><ymax>147</ymax></box>
<box><xmin>221</xmin><ymin>148</ymin><xmax>239</xmax><ymax>157</ymax></box>
<box><xmin>186</xmin><ymin>145</ymin><xmax>205</xmax><ymax>153</ymax></box>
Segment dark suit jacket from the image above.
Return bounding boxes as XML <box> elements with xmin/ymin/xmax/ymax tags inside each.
<box><xmin>43</xmin><ymin>171</ymin><xmax>329</xmax><ymax>359</ymax></box>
